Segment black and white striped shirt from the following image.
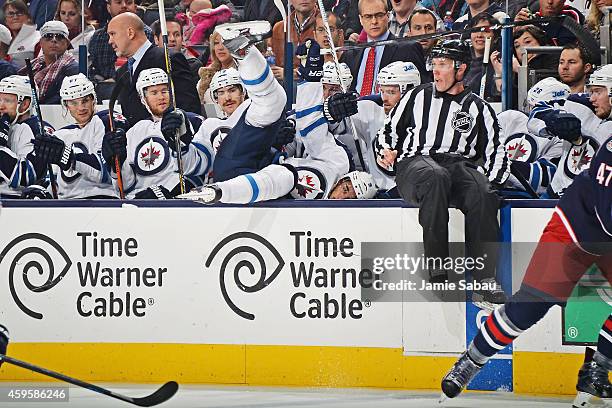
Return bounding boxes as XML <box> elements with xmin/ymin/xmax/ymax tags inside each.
<box><xmin>375</xmin><ymin>83</ymin><xmax>510</xmax><ymax>184</ymax></box>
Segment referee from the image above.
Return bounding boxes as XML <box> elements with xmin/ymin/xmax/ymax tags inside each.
<box><xmin>375</xmin><ymin>39</ymin><xmax>510</xmax><ymax>305</ymax></box>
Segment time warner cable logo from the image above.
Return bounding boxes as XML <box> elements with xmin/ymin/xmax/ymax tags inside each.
<box><xmin>205</xmin><ymin>232</ymin><xmax>284</xmax><ymax>321</ymax></box>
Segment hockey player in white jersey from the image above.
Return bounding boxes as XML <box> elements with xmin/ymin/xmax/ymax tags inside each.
<box><xmin>101</xmin><ymin>68</ymin><xmax>213</xmax><ymax>199</ymax></box>
<box><xmin>498</xmin><ymin>77</ymin><xmax>566</xmax><ymax>197</ymax></box>
<box><xmin>528</xmin><ymin>65</ymin><xmax>612</xmax><ymax>197</ymax></box>
<box><xmin>32</xmin><ymin>74</ymin><xmax>123</xmax><ymax>199</ymax></box>
<box><xmin>179</xmin><ymin>40</ymin><xmax>372</xmax><ymax>203</ymax></box>
<box><xmin>0</xmin><ymin>75</ymin><xmax>50</xmax><ymax>198</ymax></box>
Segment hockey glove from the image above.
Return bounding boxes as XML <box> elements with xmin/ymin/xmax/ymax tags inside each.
<box><xmin>134</xmin><ymin>185</ymin><xmax>173</xmax><ymax>200</ymax></box>
<box><xmin>0</xmin><ymin>113</ymin><xmax>9</xmax><ymax>147</ymax></box>
<box><xmin>273</xmin><ymin>118</ymin><xmax>296</xmax><ymax>149</ymax></box>
<box><xmin>296</xmin><ymin>39</ymin><xmax>323</xmax><ymax>82</ymax></box>
<box><xmin>161</xmin><ymin>108</ymin><xmax>193</xmax><ymax>151</ymax></box>
<box><xmin>32</xmin><ymin>134</ymin><xmax>74</xmax><ymax>171</ymax></box>
<box><xmin>101</xmin><ymin>128</ymin><xmax>127</xmax><ymax>172</ymax></box>
<box><xmin>324</xmin><ymin>91</ymin><xmax>359</xmax><ymax>123</ymax></box>
<box><xmin>0</xmin><ymin>324</ymin><xmax>8</xmax><ymax>364</ymax></box>
<box><xmin>544</xmin><ymin>111</ymin><xmax>581</xmax><ymax>143</ymax></box>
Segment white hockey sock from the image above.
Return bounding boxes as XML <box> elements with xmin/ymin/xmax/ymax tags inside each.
<box><xmin>218</xmin><ymin>165</ymin><xmax>295</xmax><ymax>204</ymax></box>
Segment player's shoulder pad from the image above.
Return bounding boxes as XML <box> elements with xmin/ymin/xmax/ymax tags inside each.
<box><xmin>59</xmin><ymin>123</ymin><xmax>80</xmax><ymax>131</ymax></box>
<box><xmin>96</xmin><ymin>109</ymin><xmax>130</xmax><ymax>132</ymax></box>
<box><xmin>567</xmin><ymin>93</ymin><xmax>595</xmax><ymax>113</ymax></box>
<box><xmin>359</xmin><ymin>94</ymin><xmax>383</xmax><ymax>106</ymax></box>
<box><xmin>21</xmin><ymin>116</ymin><xmax>55</xmax><ymax>135</ymax></box>
<box><xmin>185</xmin><ymin>111</ymin><xmax>204</xmax><ymax>130</ymax></box>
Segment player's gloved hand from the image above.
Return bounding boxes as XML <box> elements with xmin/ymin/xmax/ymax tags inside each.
<box><xmin>0</xmin><ymin>113</ymin><xmax>10</xmax><ymax>147</ymax></box>
<box><xmin>0</xmin><ymin>324</ymin><xmax>9</xmax><ymax>364</ymax></box>
<box><xmin>324</xmin><ymin>91</ymin><xmax>359</xmax><ymax>123</ymax></box>
<box><xmin>273</xmin><ymin>118</ymin><xmax>296</xmax><ymax>149</ymax></box>
<box><xmin>101</xmin><ymin>128</ymin><xmax>127</xmax><ymax>172</ymax></box>
<box><xmin>296</xmin><ymin>39</ymin><xmax>323</xmax><ymax>82</ymax></box>
<box><xmin>134</xmin><ymin>185</ymin><xmax>173</xmax><ymax>200</ymax></box>
<box><xmin>544</xmin><ymin>111</ymin><xmax>581</xmax><ymax>143</ymax></box>
<box><xmin>32</xmin><ymin>133</ymin><xmax>74</xmax><ymax>171</ymax></box>
<box><xmin>161</xmin><ymin>108</ymin><xmax>193</xmax><ymax>151</ymax></box>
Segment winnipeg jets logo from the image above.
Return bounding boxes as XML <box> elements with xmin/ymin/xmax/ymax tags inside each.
<box><xmin>564</xmin><ymin>138</ymin><xmax>597</xmax><ymax>177</ymax></box>
<box><xmin>451</xmin><ymin>111</ymin><xmax>474</xmax><ymax>134</ymax></box>
<box><xmin>290</xmin><ymin>168</ymin><xmax>326</xmax><ymax>200</ymax></box>
<box><xmin>134</xmin><ymin>137</ymin><xmax>169</xmax><ymax>176</ymax></box>
<box><xmin>607</xmin><ymin>139</ymin><xmax>612</xmax><ymax>152</ymax></box>
<box><xmin>211</xmin><ymin>127</ymin><xmax>232</xmax><ymax>153</ymax></box>
<box><xmin>505</xmin><ymin>133</ymin><xmax>535</xmax><ymax>162</ymax></box>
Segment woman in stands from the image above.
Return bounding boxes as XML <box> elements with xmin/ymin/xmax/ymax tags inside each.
<box><xmin>54</xmin><ymin>0</ymin><xmax>96</xmax><ymax>56</ymax></box>
<box><xmin>197</xmin><ymin>30</ymin><xmax>237</xmax><ymax>105</ymax></box>
<box><xmin>586</xmin><ymin>0</ymin><xmax>612</xmax><ymax>40</ymax></box>
<box><xmin>2</xmin><ymin>0</ymin><xmax>39</xmax><ymax>70</ymax></box>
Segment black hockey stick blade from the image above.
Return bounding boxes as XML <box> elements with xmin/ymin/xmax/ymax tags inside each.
<box><xmin>0</xmin><ymin>354</ymin><xmax>178</xmax><ymax>407</ymax></box>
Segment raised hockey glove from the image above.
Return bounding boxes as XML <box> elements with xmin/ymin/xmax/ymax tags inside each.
<box><xmin>0</xmin><ymin>113</ymin><xmax>9</xmax><ymax>147</ymax></box>
<box><xmin>296</xmin><ymin>39</ymin><xmax>323</xmax><ymax>82</ymax></box>
<box><xmin>544</xmin><ymin>111</ymin><xmax>581</xmax><ymax>143</ymax></box>
<box><xmin>101</xmin><ymin>128</ymin><xmax>127</xmax><ymax>172</ymax></box>
<box><xmin>32</xmin><ymin>134</ymin><xmax>74</xmax><ymax>171</ymax></box>
<box><xmin>161</xmin><ymin>108</ymin><xmax>193</xmax><ymax>151</ymax></box>
<box><xmin>273</xmin><ymin>118</ymin><xmax>296</xmax><ymax>149</ymax></box>
<box><xmin>323</xmin><ymin>91</ymin><xmax>359</xmax><ymax>123</ymax></box>
<box><xmin>134</xmin><ymin>185</ymin><xmax>173</xmax><ymax>200</ymax></box>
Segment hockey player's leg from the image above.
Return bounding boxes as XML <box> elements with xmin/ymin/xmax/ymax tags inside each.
<box><xmin>178</xmin><ymin>164</ymin><xmax>296</xmax><ymax>204</ymax></box>
<box><xmin>396</xmin><ymin>156</ymin><xmax>452</xmax><ymax>282</ymax></box>
<box><xmin>0</xmin><ymin>324</ymin><xmax>9</xmax><ymax>366</ymax></box>
<box><xmin>573</xmin><ymin>314</ymin><xmax>612</xmax><ymax>407</ymax></box>
<box><xmin>441</xmin><ymin>289</ymin><xmax>554</xmax><ymax>398</ymax></box>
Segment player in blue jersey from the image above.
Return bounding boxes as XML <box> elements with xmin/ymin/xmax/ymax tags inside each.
<box><xmin>441</xmin><ymin>136</ymin><xmax>612</xmax><ymax>407</ymax></box>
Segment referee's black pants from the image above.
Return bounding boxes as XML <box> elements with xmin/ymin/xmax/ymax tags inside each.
<box><xmin>395</xmin><ymin>154</ymin><xmax>501</xmax><ymax>282</ymax></box>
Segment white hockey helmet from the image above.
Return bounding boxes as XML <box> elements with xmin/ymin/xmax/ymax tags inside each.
<box><xmin>321</xmin><ymin>62</ymin><xmax>353</xmax><ymax>89</ymax></box>
<box><xmin>136</xmin><ymin>68</ymin><xmax>168</xmax><ymax>99</ymax></box>
<box><xmin>209</xmin><ymin>68</ymin><xmax>244</xmax><ymax>102</ymax></box>
<box><xmin>0</xmin><ymin>75</ymin><xmax>33</xmax><ymax>122</ymax></box>
<box><xmin>342</xmin><ymin>171</ymin><xmax>377</xmax><ymax>199</ymax></box>
<box><xmin>587</xmin><ymin>64</ymin><xmax>612</xmax><ymax>98</ymax></box>
<box><xmin>60</xmin><ymin>73</ymin><xmax>96</xmax><ymax>104</ymax></box>
<box><xmin>527</xmin><ymin>77</ymin><xmax>571</xmax><ymax>107</ymax></box>
<box><xmin>378</xmin><ymin>61</ymin><xmax>421</xmax><ymax>94</ymax></box>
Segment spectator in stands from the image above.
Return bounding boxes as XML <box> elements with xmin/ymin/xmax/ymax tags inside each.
<box><xmin>197</xmin><ymin>30</ymin><xmax>235</xmax><ymax>103</ymax></box>
<box><xmin>108</xmin><ymin>12</ymin><xmax>200</xmax><ymax>124</ymax></box>
<box><xmin>151</xmin><ymin>16</ymin><xmax>203</xmax><ymax>77</ymax></box>
<box><xmin>420</xmin><ymin>0</ymin><xmax>467</xmax><ymax>22</ymax></box>
<box><xmin>243</xmin><ymin>0</ymin><xmax>287</xmax><ymax>28</ymax></box>
<box><xmin>586</xmin><ymin>0</ymin><xmax>612</xmax><ymax>41</ymax></box>
<box><xmin>464</xmin><ymin>13</ymin><xmax>499</xmax><ymax>100</ymax></box>
<box><xmin>558</xmin><ymin>43</ymin><xmax>593</xmax><ymax>94</ymax></box>
<box><xmin>3</xmin><ymin>1</ymin><xmax>39</xmax><ymax>70</ymax></box>
<box><xmin>343</xmin><ymin>0</ymin><xmax>363</xmax><ymax>42</ymax></box>
<box><xmin>389</xmin><ymin>0</ymin><xmax>443</xmax><ymax>37</ymax></box>
<box><xmin>452</xmin><ymin>0</ymin><xmax>507</xmax><ymax>30</ymax></box>
<box><xmin>408</xmin><ymin>8</ymin><xmax>441</xmax><ymax>55</ymax></box>
<box><xmin>341</xmin><ymin>0</ymin><xmax>428</xmax><ymax>95</ymax></box>
<box><xmin>88</xmin><ymin>0</ymin><xmax>154</xmax><ymax>84</ymax></box>
<box><xmin>18</xmin><ymin>21</ymin><xmax>78</xmax><ymax>104</ymax></box>
<box><xmin>29</xmin><ymin>0</ymin><xmax>59</xmax><ymax>28</ymax></box>
<box><xmin>313</xmin><ymin>12</ymin><xmax>344</xmax><ymax>63</ymax></box>
<box><xmin>271</xmin><ymin>0</ymin><xmax>320</xmax><ymax>70</ymax></box>
<box><xmin>514</xmin><ymin>0</ymin><xmax>585</xmax><ymax>46</ymax></box>
<box><xmin>181</xmin><ymin>1</ymin><xmax>232</xmax><ymax>46</ymax></box>
<box><xmin>55</xmin><ymin>0</ymin><xmax>96</xmax><ymax>56</ymax></box>
<box><xmin>0</xmin><ymin>25</ymin><xmax>18</xmax><ymax>80</ymax></box>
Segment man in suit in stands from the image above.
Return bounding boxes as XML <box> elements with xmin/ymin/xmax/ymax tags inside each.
<box><xmin>108</xmin><ymin>12</ymin><xmax>200</xmax><ymax>125</ymax></box>
<box><xmin>340</xmin><ymin>0</ymin><xmax>429</xmax><ymax>96</ymax></box>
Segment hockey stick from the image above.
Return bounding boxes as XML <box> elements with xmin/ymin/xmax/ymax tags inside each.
<box><xmin>479</xmin><ymin>36</ymin><xmax>492</xmax><ymax>99</ymax></box>
<box><xmin>273</xmin><ymin>0</ymin><xmax>294</xmax><ymax>111</ymax></box>
<box><xmin>157</xmin><ymin>0</ymin><xmax>186</xmax><ymax>195</ymax></box>
<box><xmin>316</xmin><ymin>0</ymin><xmax>368</xmax><ymax>172</ymax></box>
<box><xmin>0</xmin><ymin>354</ymin><xmax>178</xmax><ymax>407</ymax></box>
<box><xmin>108</xmin><ymin>76</ymin><xmax>126</xmax><ymax>199</ymax></box>
<box><xmin>24</xmin><ymin>59</ymin><xmax>58</xmax><ymax>199</ymax></box>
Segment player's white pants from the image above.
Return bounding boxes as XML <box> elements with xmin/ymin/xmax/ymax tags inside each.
<box><xmin>240</xmin><ymin>46</ymin><xmax>286</xmax><ymax>128</ymax></box>
<box><xmin>215</xmin><ymin>164</ymin><xmax>295</xmax><ymax>203</ymax></box>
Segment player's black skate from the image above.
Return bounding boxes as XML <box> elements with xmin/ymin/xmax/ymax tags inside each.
<box><xmin>0</xmin><ymin>324</ymin><xmax>9</xmax><ymax>366</ymax></box>
<box><xmin>177</xmin><ymin>185</ymin><xmax>222</xmax><ymax>204</ymax></box>
<box><xmin>216</xmin><ymin>21</ymin><xmax>272</xmax><ymax>59</ymax></box>
<box><xmin>572</xmin><ymin>360</ymin><xmax>612</xmax><ymax>408</ymax></box>
<box><xmin>472</xmin><ymin>277</ymin><xmax>507</xmax><ymax>311</ymax></box>
<box><xmin>441</xmin><ymin>351</ymin><xmax>483</xmax><ymax>399</ymax></box>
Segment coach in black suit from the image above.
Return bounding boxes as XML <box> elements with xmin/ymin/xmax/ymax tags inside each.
<box><xmin>107</xmin><ymin>13</ymin><xmax>201</xmax><ymax>125</ymax></box>
<box><xmin>340</xmin><ymin>0</ymin><xmax>430</xmax><ymax>95</ymax></box>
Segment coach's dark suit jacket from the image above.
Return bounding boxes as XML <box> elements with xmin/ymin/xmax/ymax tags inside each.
<box><xmin>340</xmin><ymin>31</ymin><xmax>431</xmax><ymax>91</ymax></box>
<box><xmin>116</xmin><ymin>45</ymin><xmax>201</xmax><ymax>125</ymax></box>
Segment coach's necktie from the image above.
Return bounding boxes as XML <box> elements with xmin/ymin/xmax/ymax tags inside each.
<box><xmin>360</xmin><ymin>47</ymin><xmax>376</xmax><ymax>96</ymax></box>
<box><xmin>128</xmin><ymin>57</ymin><xmax>135</xmax><ymax>81</ymax></box>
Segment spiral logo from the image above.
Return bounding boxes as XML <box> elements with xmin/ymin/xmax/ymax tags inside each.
<box><xmin>206</xmin><ymin>232</ymin><xmax>284</xmax><ymax>320</ymax></box>
<box><xmin>0</xmin><ymin>233</ymin><xmax>72</xmax><ymax>319</ymax></box>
